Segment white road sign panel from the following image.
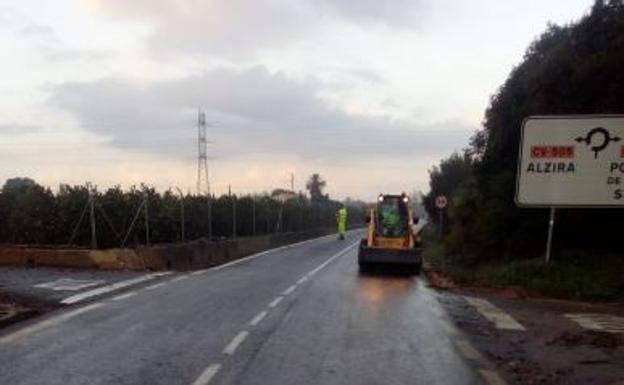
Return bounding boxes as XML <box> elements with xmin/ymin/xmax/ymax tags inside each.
<box><xmin>435</xmin><ymin>195</ymin><xmax>448</xmax><ymax>209</ymax></box>
<box><xmin>516</xmin><ymin>115</ymin><xmax>624</xmax><ymax>207</ymax></box>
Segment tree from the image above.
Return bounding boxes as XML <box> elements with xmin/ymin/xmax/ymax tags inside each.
<box><xmin>430</xmin><ymin>1</ymin><xmax>624</xmax><ymax>260</ymax></box>
<box><xmin>423</xmin><ymin>151</ymin><xmax>473</xmax><ymax>224</ymax></box>
<box><xmin>305</xmin><ymin>174</ymin><xmax>328</xmax><ymax>202</ymax></box>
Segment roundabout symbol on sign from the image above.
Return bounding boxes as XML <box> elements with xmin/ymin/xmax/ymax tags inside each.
<box><xmin>575</xmin><ymin>126</ymin><xmax>621</xmax><ymax>159</ymax></box>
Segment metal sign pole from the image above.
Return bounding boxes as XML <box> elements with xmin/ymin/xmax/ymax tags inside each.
<box><xmin>438</xmin><ymin>209</ymin><xmax>443</xmax><ymax>238</ymax></box>
<box><xmin>545</xmin><ymin>207</ymin><xmax>556</xmax><ymax>263</ymax></box>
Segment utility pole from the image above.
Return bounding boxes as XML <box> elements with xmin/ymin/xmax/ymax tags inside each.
<box><xmin>290</xmin><ymin>173</ymin><xmax>294</xmax><ymax>191</ymax></box>
<box><xmin>144</xmin><ymin>192</ymin><xmax>150</xmax><ymax>246</ymax></box>
<box><xmin>207</xmin><ymin>193</ymin><xmax>212</xmax><ymax>240</ymax></box>
<box><xmin>88</xmin><ymin>184</ymin><xmax>97</xmax><ymax>249</ymax></box>
<box><xmin>232</xmin><ymin>194</ymin><xmax>237</xmax><ymax>239</ymax></box>
<box><xmin>175</xmin><ymin>187</ymin><xmax>185</xmax><ymax>243</ymax></box>
<box><xmin>252</xmin><ymin>197</ymin><xmax>256</xmax><ymax>236</ymax></box>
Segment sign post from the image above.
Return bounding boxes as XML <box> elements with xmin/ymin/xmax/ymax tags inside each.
<box><xmin>545</xmin><ymin>207</ymin><xmax>555</xmax><ymax>263</ymax></box>
<box><xmin>435</xmin><ymin>195</ymin><xmax>448</xmax><ymax>238</ymax></box>
<box><xmin>516</xmin><ymin>115</ymin><xmax>624</xmax><ymax>262</ymax></box>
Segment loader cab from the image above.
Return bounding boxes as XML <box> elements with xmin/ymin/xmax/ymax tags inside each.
<box><xmin>376</xmin><ymin>194</ymin><xmax>410</xmax><ymax>238</ymax></box>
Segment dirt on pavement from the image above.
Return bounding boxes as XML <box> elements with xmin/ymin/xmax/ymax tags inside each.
<box><xmin>427</xmin><ymin>266</ymin><xmax>624</xmax><ymax>385</ymax></box>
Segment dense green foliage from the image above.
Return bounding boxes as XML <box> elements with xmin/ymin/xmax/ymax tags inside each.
<box><xmin>0</xmin><ymin>176</ymin><xmax>365</xmax><ymax>248</ymax></box>
<box><xmin>425</xmin><ymin>0</ymin><xmax>624</xmax><ymax>262</ymax></box>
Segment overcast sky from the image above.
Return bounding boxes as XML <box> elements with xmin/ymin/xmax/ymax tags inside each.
<box><xmin>0</xmin><ymin>0</ymin><xmax>592</xmax><ymax>200</ymax></box>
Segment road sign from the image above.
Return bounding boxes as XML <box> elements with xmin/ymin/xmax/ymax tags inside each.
<box><xmin>516</xmin><ymin>115</ymin><xmax>624</xmax><ymax>207</ymax></box>
<box><xmin>435</xmin><ymin>195</ymin><xmax>448</xmax><ymax>209</ymax></box>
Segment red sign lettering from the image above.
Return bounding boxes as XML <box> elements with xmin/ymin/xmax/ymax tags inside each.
<box><xmin>530</xmin><ymin>146</ymin><xmax>574</xmax><ymax>159</ymax></box>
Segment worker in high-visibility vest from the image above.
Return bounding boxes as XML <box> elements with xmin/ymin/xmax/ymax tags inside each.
<box><xmin>337</xmin><ymin>205</ymin><xmax>347</xmax><ymax>240</ymax></box>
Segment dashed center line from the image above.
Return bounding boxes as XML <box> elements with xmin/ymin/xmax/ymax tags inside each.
<box><xmin>111</xmin><ymin>292</ymin><xmax>137</xmax><ymax>301</ymax></box>
<box><xmin>249</xmin><ymin>311</ymin><xmax>268</xmax><ymax>327</ymax></box>
<box><xmin>145</xmin><ymin>282</ymin><xmax>167</xmax><ymax>291</ymax></box>
<box><xmin>268</xmin><ymin>296</ymin><xmax>283</xmax><ymax>308</ymax></box>
<box><xmin>282</xmin><ymin>285</ymin><xmax>297</xmax><ymax>296</ymax></box>
<box><xmin>191</xmin><ymin>363</ymin><xmax>221</xmax><ymax>385</ymax></box>
<box><xmin>223</xmin><ymin>331</ymin><xmax>249</xmax><ymax>355</ymax></box>
<box><xmin>296</xmin><ymin>276</ymin><xmax>308</xmax><ymax>285</ymax></box>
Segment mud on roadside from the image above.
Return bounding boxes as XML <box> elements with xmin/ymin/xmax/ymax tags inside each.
<box><xmin>0</xmin><ymin>291</ymin><xmax>59</xmax><ymax>329</ymax></box>
<box><xmin>425</xmin><ymin>265</ymin><xmax>624</xmax><ymax>384</ymax></box>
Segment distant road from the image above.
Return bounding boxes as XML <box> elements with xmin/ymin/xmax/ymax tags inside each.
<box><xmin>0</xmin><ymin>230</ymin><xmax>487</xmax><ymax>385</ymax></box>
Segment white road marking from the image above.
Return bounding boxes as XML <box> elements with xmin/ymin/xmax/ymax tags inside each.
<box><xmin>191</xmin><ymin>269</ymin><xmax>208</xmax><ymax>276</ymax></box>
<box><xmin>111</xmin><ymin>292</ymin><xmax>137</xmax><ymax>301</ymax></box>
<box><xmin>191</xmin><ymin>363</ymin><xmax>221</xmax><ymax>385</ymax></box>
<box><xmin>306</xmin><ymin>240</ymin><xmax>359</xmax><ymax>277</ymax></box>
<box><xmin>296</xmin><ymin>276</ymin><xmax>308</xmax><ymax>285</ymax></box>
<box><xmin>282</xmin><ymin>285</ymin><xmax>297</xmax><ymax>296</ymax></box>
<box><xmin>223</xmin><ymin>331</ymin><xmax>249</xmax><ymax>355</ymax></box>
<box><xmin>60</xmin><ymin>272</ymin><xmax>171</xmax><ymax>304</ymax></box>
<box><xmin>172</xmin><ymin>275</ymin><xmax>190</xmax><ymax>282</ymax></box>
<box><xmin>463</xmin><ymin>296</ymin><xmax>525</xmax><ymax>331</ymax></box>
<box><xmin>209</xmin><ymin>232</ymin><xmax>347</xmax><ymax>272</ymax></box>
<box><xmin>565</xmin><ymin>313</ymin><xmax>624</xmax><ymax>333</ymax></box>
<box><xmin>455</xmin><ymin>339</ymin><xmax>484</xmax><ymax>362</ymax></box>
<box><xmin>145</xmin><ymin>282</ymin><xmax>166</xmax><ymax>290</ymax></box>
<box><xmin>249</xmin><ymin>310</ymin><xmax>268</xmax><ymax>327</ymax></box>
<box><xmin>34</xmin><ymin>278</ymin><xmax>105</xmax><ymax>291</ymax></box>
<box><xmin>442</xmin><ymin>321</ymin><xmax>460</xmax><ymax>336</ymax></box>
<box><xmin>268</xmin><ymin>296</ymin><xmax>283</xmax><ymax>308</ymax></box>
<box><xmin>479</xmin><ymin>369</ymin><xmax>508</xmax><ymax>385</ymax></box>
<box><xmin>0</xmin><ymin>303</ymin><xmax>103</xmax><ymax>344</ymax></box>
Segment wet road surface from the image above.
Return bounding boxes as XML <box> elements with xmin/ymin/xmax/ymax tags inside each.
<box><xmin>0</xmin><ymin>231</ymin><xmax>491</xmax><ymax>385</ymax></box>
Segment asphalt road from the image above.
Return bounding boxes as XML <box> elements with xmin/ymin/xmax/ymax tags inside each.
<box><xmin>0</xmin><ymin>231</ymin><xmax>488</xmax><ymax>385</ymax></box>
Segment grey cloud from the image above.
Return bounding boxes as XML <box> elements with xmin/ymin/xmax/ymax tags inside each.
<box><xmin>0</xmin><ymin>123</ymin><xmax>40</xmax><ymax>135</ymax></box>
<box><xmin>316</xmin><ymin>0</ymin><xmax>428</xmax><ymax>27</ymax></box>
<box><xmin>91</xmin><ymin>0</ymin><xmax>427</xmax><ymax>57</ymax></box>
<box><xmin>92</xmin><ymin>0</ymin><xmax>313</xmax><ymax>57</ymax></box>
<box><xmin>48</xmin><ymin>66</ymin><xmax>472</xmax><ymax>163</ymax></box>
<box><xmin>20</xmin><ymin>23</ymin><xmax>59</xmax><ymax>42</ymax></box>
<box><xmin>18</xmin><ymin>22</ymin><xmax>112</xmax><ymax>63</ymax></box>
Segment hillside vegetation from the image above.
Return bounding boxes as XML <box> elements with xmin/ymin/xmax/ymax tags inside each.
<box><xmin>423</xmin><ymin>0</ymin><xmax>624</xmax><ymax>299</ymax></box>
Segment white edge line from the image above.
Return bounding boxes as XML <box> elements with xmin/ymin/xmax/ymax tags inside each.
<box><xmin>111</xmin><ymin>292</ymin><xmax>137</xmax><ymax>301</ymax></box>
<box><xmin>61</xmin><ymin>273</ymin><xmax>166</xmax><ymax>304</ymax></box>
<box><xmin>191</xmin><ymin>363</ymin><xmax>221</xmax><ymax>385</ymax></box>
<box><xmin>0</xmin><ymin>303</ymin><xmax>104</xmax><ymax>344</ymax></box>
<box><xmin>268</xmin><ymin>296</ymin><xmax>283</xmax><ymax>308</ymax></box>
<box><xmin>145</xmin><ymin>282</ymin><xmax>167</xmax><ymax>290</ymax></box>
<box><xmin>208</xmin><ymin>232</ymin><xmax>353</xmax><ymax>272</ymax></box>
<box><xmin>172</xmin><ymin>275</ymin><xmax>190</xmax><ymax>282</ymax></box>
<box><xmin>296</xmin><ymin>276</ymin><xmax>308</xmax><ymax>284</ymax></box>
<box><xmin>455</xmin><ymin>339</ymin><xmax>484</xmax><ymax>362</ymax></box>
<box><xmin>479</xmin><ymin>369</ymin><xmax>508</xmax><ymax>385</ymax></box>
<box><xmin>249</xmin><ymin>310</ymin><xmax>268</xmax><ymax>327</ymax></box>
<box><xmin>463</xmin><ymin>296</ymin><xmax>526</xmax><ymax>331</ymax></box>
<box><xmin>223</xmin><ymin>330</ymin><xmax>249</xmax><ymax>355</ymax></box>
<box><xmin>282</xmin><ymin>285</ymin><xmax>297</xmax><ymax>296</ymax></box>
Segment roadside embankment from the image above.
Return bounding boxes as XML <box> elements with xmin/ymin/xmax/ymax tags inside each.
<box><xmin>423</xmin><ymin>239</ymin><xmax>624</xmax><ymax>302</ymax></box>
<box><xmin>0</xmin><ymin>228</ymin><xmax>340</xmax><ymax>271</ymax></box>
